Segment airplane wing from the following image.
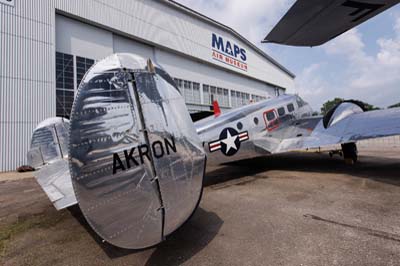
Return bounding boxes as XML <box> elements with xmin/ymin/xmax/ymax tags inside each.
<box><xmin>263</xmin><ymin>0</ymin><xmax>400</xmax><ymax>46</ymax></box>
<box><xmin>34</xmin><ymin>159</ymin><xmax>77</xmax><ymax>210</ymax></box>
<box><xmin>275</xmin><ymin>107</ymin><xmax>400</xmax><ymax>152</ymax></box>
<box><xmin>28</xmin><ymin>117</ymin><xmax>77</xmax><ymax>210</ymax></box>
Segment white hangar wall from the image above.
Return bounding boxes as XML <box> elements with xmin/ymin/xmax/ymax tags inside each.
<box><xmin>54</xmin><ymin>0</ymin><xmax>294</xmax><ymax>90</ymax></box>
<box><xmin>55</xmin><ymin>15</ymin><xmax>280</xmax><ymax>112</ymax></box>
<box><xmin>0</xmin><ymin>0</ymin><xmax>295</xmax><ymax>171</ymax></box>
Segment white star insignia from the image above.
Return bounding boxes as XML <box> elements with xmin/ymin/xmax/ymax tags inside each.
<box><xmin>221</xmin><ymin>130</ymin><xmax>238</xmax><ymax>153</ymax></box>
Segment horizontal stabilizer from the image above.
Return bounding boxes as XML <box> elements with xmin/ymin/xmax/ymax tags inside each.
<box><xmin>34</xmin><ymin>159</ymin><xmax>77</xmax><ymax>210</ymax></box>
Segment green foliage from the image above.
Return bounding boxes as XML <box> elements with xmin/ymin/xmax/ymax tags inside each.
<box><xmin>312</xmin><ymin>111</ymin><xmax>320</xmax><ymax>116</ymax></box>
<box><xmin>320</xmin><ymin>98</ymin><xmax>380</xmax><ymax>114</ymax></box>
<box><xmin>0</xmin><ymin>212</ymin><xmax>66</xmax><ymax>256</ymax></box>
<box><xmin>388</xmin><ymin>103</ymin><xmax>400</xmax><ymax>109</ymax></box>
<box><xmin>363</xmin><ymin>102</ymin><xmax>380</xmax><ymax>111</ymax></box>
<box><xmin>320</xmin><ymin>98</ymin><xmax>344</xmax><ymax>115</ymax></box>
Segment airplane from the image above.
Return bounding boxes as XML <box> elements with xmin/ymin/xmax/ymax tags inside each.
<box><xmin>27</xmin><ymin>0</ymin><xmax>400</xmax><ymax>250</ymax></box>
<box><xmin>263</xmin><ymin>0</ymin><xmax>400</xmax><ymax>46</ymax></box>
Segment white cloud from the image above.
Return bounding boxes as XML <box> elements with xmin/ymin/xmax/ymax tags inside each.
<box><xmin>298</xmin><ymin>15</ymin><xmax>400</xmax><ymax>110</ymax></box>
<box><xmin>324</xmin><ymin>29</ymin><xmax>373</xmax><ymax>70</ymax></box>
<box><xmin>294</xmin><ymin>63</ymin><xmax>337</xmax><ymax>110</ymax></box>
<box><xmin>330</xmin><ymin>18</ymin><xmax>400</xmax><ymax>107</ymax></box>
<box><xmin>176</xmin><ymin>0</ymin><xmax>294</xmax><ymax>45</ymax></box>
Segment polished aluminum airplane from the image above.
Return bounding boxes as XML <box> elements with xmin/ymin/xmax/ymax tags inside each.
<box><xmin>29</xmin><ymin>54</ymin><xmax>400</xmax><ymax>249</ymax></box>
<box><xmin>28</xmin><ymin>0</ymin><xmax>400</xmax><ymax>250</ymax></box>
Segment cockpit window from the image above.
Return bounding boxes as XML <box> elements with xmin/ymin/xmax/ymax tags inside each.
<box><xmin>296</xmin><ymin>96</ymin><xmax>307</xmax><ymax>108</ymax></box>
<box><xmin>287</xmin><ymin>103</ymin><xmax>295</xmax><ymax>112</ymax></box>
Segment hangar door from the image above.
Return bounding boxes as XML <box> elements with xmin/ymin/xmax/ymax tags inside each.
<box><xmin>55</xmin><ymin>15</ymin><xmax>158</xmax><ymax>118</ymax></box>
<box><xmin>113</xmin><ymin>34</ymin><xmax>155</xmax><ymax>61</ymax></box>
<box><xmin>55</xmin><ymin>15</ymin><xmax>113</xmax><ymax>117</ymax></box>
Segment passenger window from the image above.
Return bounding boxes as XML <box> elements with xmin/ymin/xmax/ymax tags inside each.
<box><xmin>278</xmin><ymin>107</ymin><xmax>285</xmax><ymax>117</ymax></box>
<box><xmin>287</xmin><ymin>103</ymin><xmax>295</xmax><ymax>112</ymax></box>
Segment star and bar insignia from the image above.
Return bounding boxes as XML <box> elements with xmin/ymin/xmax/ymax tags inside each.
<box><xmin>208</xmin><ymin>127</ymin><xmax>249</xmax><ymax>156</ymax></box>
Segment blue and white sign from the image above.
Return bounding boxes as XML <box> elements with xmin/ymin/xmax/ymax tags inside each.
<box><xmin>0</xmin><ymin>0</ymin><xmax>14</xmax><ymax>7</ymax></box>
<box><xmin>211</xmin><ymin>33</ymin><xmax>248</xmax><ymax>72</ymax></box>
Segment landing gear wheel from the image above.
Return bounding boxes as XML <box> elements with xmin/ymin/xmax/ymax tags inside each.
<box><xmin>341</xmin><ymin>143</ymin><xmax>358</xmax><ymax>165</ymax></box>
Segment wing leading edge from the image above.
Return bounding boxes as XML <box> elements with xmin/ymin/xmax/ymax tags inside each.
<box><xmin>263</xmin><ymin>0</ymin><xmax>400</xmax><ymax>46</ymax></box>
<box><xmin>276</xmin><ymin>108</ymin><xmax>400</xmax><ymax>152</ymax></box>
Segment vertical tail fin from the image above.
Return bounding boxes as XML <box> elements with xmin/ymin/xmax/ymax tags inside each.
<box><xmin>213</xmin><ymin>100</ymin><xmax>221</xmax><ymax>117</ymax></box>
<box><xmin>68</xmin><ymin>54</ymin><xmax>206</xmax><ymax>249</ymax></box>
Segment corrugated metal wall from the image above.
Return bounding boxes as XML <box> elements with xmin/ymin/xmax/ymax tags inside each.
<box><xmin>0</xmin><ymin>0</ymin><xmax>294</xmax><ymax>171</ymax></box>
<box><xmin>1</xmin><ymin>0</ymin><xmax>55</xmax><ymax>171</ymax></box>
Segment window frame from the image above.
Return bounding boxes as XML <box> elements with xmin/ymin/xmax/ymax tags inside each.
<box><xmin>55</xmin><ymin>52</ymin><xmax>74</xmax><ymax>117</ymax></box>
<box><xmin>287</xmin><ymin>103</ymin><xmax>295</xmax><ymax>113</ymax></box>
<box><xmin>277</xmin><ymin>107</ymin><xmax>286</xmax><ymax>117</ymax></box>
<box><xmin>263</xmin><ymin>109</ymin><xmax>280</xmax><ymax>132</ymax></box>
<box><xmin>76</xmin><ymin>56</ymin><xmax>95</xmax><ymax>89</ymax></box>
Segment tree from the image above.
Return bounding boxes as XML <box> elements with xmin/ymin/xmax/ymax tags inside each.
<box><xmin>388</xmin><ymin>103</ymin><xmax>400</xmax><ymax>109</ymax></box>
<box><xmin>312</xmin><ymin>111</ymin><xmax>320</xmax><ymax>116</ymax></box>
<box><xmin>363</xmin><ymin>102</ymin><xmax>380</xmax><ymax>111</ymax></box>
<box><xmin>320</xmin><ymin>98</ymin><xmax>379</xmax><ymax>115</ymax></box>
<box><xmin>320</xmin><ymin>98</ymin><xmax>344</xmax><ymax>115</ymax></box>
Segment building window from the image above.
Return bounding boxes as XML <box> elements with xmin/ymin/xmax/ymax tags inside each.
<box><xmin>173</xmin><ymin>79</ymin><xmax>203</xmax><ymax>105</ymax></box>
<box><xmin>56</xmin><ymin>52</ymin><xmax>74</xmax><ymax>117</ymax></box>
<box><xmin>184</xmin><ymin>80</ymin><xmax>192</xmax><ymax>103</ymax></box>
<box><xmin>174</xmin><ymin>78</ymin><xmax>183</xmax><ymax>94</ymax></box>
<box><xmin>231</xmin><ymin>90</ymin><xmax>237</xmax><ymax>108</ymax></box>
<box><xmin>203</xmin><ymin>85</ymin><xmax>211</xmax><ymax>105</ymax></box>
<box><xmin>193</xmin><ymin>82</ymin><xmax>201</xmax><ymax>104</ymax></box>
<box><xmin>241</xmin><ymin>92</ymin><xmax>250</xmax><ymax>106</ymax></box>
<box><xmin>215</xmin><ymin>87</ymin><xmax>222</xmax><ymax>104</ymax></box>
<box><xmin>210</xmin><ymin>86</ymin><xmax>216</xmax><ymax>103</ymax></box>
<box><xmin>76</xmin><ymin>56</ymin><xmax>95</xmax><ymax>89</ymax></box>
<box><xmin>236</xmin><ymin>91</ymin><xmax>241</xmax><ymax>106</ymax></box>
<box><xmin>223</xmin><ymin>89</ymin><xmax>229</xmax><ymax>107</ymax></box>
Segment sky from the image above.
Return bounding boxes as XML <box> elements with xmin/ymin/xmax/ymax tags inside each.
<box><xmin>175</xmin><ymin>0</ymin><xmax>400</xmax><ymax>111</ymax></box>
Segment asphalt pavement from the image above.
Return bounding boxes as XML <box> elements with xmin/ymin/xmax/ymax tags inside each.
<box><xmin>1</xmin><ymin>149</ymin><xmax>400</xmax><ymax>266</ymax></box>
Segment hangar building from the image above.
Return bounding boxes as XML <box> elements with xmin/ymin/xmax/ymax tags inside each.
<box><xmin>0</xmin><ymin>0</ymin><xmax>295</xmax><ymax>171</ymax></box>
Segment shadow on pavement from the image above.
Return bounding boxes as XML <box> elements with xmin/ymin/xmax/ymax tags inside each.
<box><xmin>68</xmin><ymin>206</ymin><xmax>223</xmax><ymax>264</ymax></box>
<box><xmin>205</xmin><ymin>152</ymin><xmax>400</xmax><ymax>187</ymax></box>
<box><xmin>145</xmin><ymin>208</ymin><xmax>223</xmax><ymax>266</ymax></box>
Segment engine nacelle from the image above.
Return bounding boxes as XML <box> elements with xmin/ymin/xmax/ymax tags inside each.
<box><xmin>323</xmin><ymin>100</ymin><xmax>365</xmax><ymax>129</ymax></box>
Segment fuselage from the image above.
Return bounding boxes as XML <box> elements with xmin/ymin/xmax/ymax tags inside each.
<box><xmin>195</xmin><ymin>94</ymin><xmax>316</xmax><ymax>164</ymax></box>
